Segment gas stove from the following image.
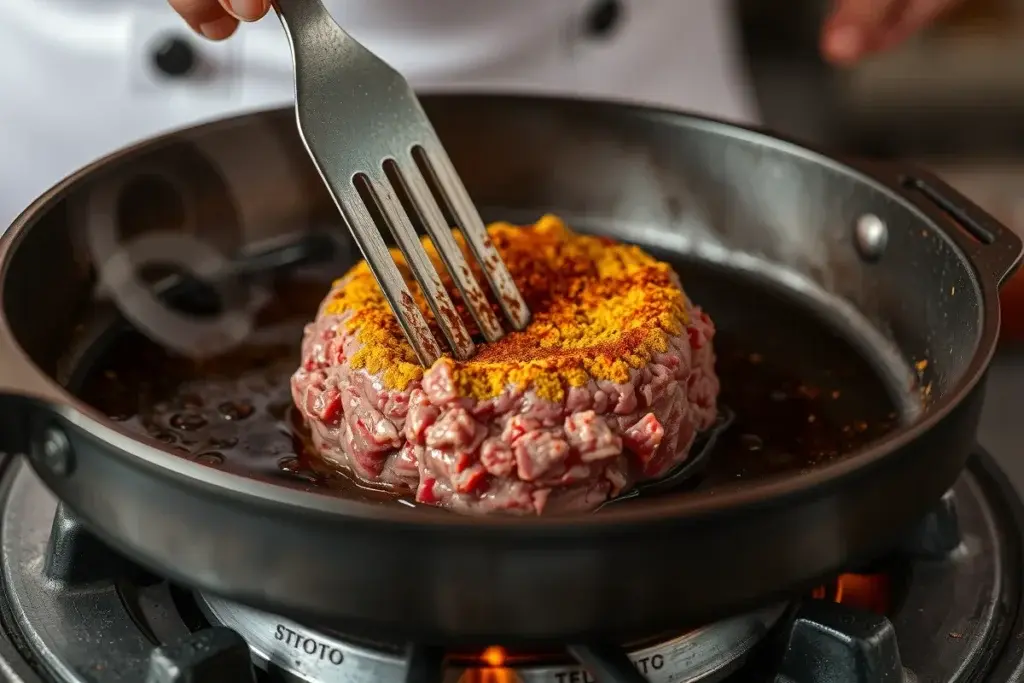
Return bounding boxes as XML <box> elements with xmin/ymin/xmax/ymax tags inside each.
<box><xmin>0</xmin><ymin>447</ymin><xmax>1020</xmax><ymax>683</ymax></box>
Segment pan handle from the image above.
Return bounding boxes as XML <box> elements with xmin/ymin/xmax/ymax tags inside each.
<box><xmin>876</xmin><ymin>162</ymin><xmax>1023</xmax><ymax>288</ymax></box>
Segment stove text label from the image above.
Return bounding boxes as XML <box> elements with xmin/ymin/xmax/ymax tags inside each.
<box><xmin>553</xmin><ymin>653</ymin><xmax>664</xmax><ymax>683</ymax></box>
<box><xmin>274</xmin><ymin>624</ymin><xmax>345</xmax><ymax>665</ymax></box>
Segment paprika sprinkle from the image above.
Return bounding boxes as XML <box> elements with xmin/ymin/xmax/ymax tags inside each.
<box><xmin>321</xmin><ymin>215</ymin><xmax>692</xmax><ymax>403</ymax></box>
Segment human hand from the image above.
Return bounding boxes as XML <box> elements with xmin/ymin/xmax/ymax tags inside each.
<box><xmin>821</xmin><ymin>0</ymin><xmax>966</xmax><ymax>64</ymax></box>
<box><xmin>168</xmin><ymin>0</ymin><xmax>270</xmax><ymax>40</ymax></box>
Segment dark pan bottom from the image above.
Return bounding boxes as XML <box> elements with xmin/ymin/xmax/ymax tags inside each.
<box><xmin>69</xmin><ymin>245</ymin><xmax>904</xmax><ymax>510</ymax></box>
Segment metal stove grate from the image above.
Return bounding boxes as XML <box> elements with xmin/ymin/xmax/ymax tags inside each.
<box><xmin>0</xmin><ymin>452</ymin><xmax>1017</xmax><ymax>683</ymax></box>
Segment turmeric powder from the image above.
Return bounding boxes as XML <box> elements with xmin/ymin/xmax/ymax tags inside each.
<box><xmin>322</xmin><ymin>215</ymin><xmax>692</xmax><ymax>402</ymax></box>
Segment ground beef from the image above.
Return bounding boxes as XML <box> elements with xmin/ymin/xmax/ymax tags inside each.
<box><xmin>291</xmin><ymin>217</ymin><xmax>719</xmax><ymax>515</ymax></box>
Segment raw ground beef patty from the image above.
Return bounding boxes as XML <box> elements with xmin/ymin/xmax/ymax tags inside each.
<box><xmin>291</xmin><ymin>215</ymin><xmax>719</xmax><ymax>514</ymax></box>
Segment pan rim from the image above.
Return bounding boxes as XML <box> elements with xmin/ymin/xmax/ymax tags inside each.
<box><xmin>0</xmin><ymin>92</ymin><xmax>1002</xmax><ymax>532</ymax></box>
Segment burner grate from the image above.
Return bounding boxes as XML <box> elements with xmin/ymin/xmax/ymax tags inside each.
<box><xmin>0</xmin><ymin>452</ymin><xmax>1017</xmax><ymax>683</ymax></box>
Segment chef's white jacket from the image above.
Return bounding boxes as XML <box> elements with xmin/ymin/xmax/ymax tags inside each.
<box><xmin>0</xmin><ymin>0</ymin><xmax>757</xmax><ymax>228</ymax></box>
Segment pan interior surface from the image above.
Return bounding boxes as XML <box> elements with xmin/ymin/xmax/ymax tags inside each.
<box><xmin>69</xmin><ymin>240</ymin><xmax>907</xmax><ymax>507</ymax></box>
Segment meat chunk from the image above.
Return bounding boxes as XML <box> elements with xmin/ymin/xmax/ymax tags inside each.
<box><xmin>291</xmin><ymin>215</ymin><xmax>720</xmax><ymax>514</ymax></box>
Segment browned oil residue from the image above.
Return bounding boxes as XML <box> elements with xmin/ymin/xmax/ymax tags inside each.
<box><xmin>74</xmin><ymin>264</ymin><xmax>903</xmax><ymax>505</ymax></box>
<box><xmin>702</xmin><ymin>341</ymin><xmax>898</xmax><ymax>485</ymax></box>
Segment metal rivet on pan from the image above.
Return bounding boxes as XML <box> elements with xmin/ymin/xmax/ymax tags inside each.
<box><xmin>854</xmin><ymin>214</ymin><xmax>888</xmax><ymax>262</ymax></box>
<box><xmin>37</xmin><ymin>427</ymin><xmax>73</xmax><ymax>477</ymax></box>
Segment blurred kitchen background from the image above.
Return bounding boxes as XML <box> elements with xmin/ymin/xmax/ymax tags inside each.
<box><xmin>737</xmin><ymin>0</ymin><xmax>1024</xmax><ymax>205</ymax></box>
<box><xmin>741</xmin><ymin>0</ymin><xmax>1023</xmax><ymax>148</ymax></box>
<box><xmin>737</xmin><ymin>0</ymin><xmax>1024</xmax><ymax>320</ymax></box>
<box><xmin>734</xmin><ymin>0</ymin><xmax>1024</xmax><ymax>464</ymax></box>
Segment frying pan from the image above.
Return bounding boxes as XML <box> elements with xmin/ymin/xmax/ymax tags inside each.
<box><xmin>0</xmin><ymin>95</ymin><xmax>1019</xmax><ymax>644</ymax></box>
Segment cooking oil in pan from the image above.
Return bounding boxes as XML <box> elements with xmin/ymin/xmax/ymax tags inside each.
<box><xmin>73</xmin><ymin>261</ymin><xmax>904</xmax><ymax>505</ymax></box>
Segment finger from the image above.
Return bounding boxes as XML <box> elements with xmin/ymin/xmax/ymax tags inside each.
<box><xmin>168</xmin><ymin>0</ymin><xmax>228</xmax><ymax>28</ymax></box>
<box><xmin>821</xmin><ymin>0</ymin><xmax>908</xmax><ymax>64</ymax></box>
<box><xmin>217</xmin><ymin>0</ymin><xmax>270</xmax><ymax>22</ymax></box>
<box><xmin>167</xmin><ymin>0</ymin><xmax>240</xmax><ymax>40</ymax></box>
<box><xmin>197</xmin><ymin>14</ymin><xmax>240</xmax><ymax>40</ymax></box>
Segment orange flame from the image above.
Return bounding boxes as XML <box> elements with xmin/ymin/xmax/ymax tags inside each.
<box><xmin>481</xmin><ymin>647</ymin><xmax>507</xmax><ymax>668</ymax></box>
<box><xmin>457</xmin><ymin>647</ymin><xmax>518</xmax><ymax>683</ymax></box>
<box><xmin>812</xmin><ymin>573</ymin><xmax>891</xmax><ymax>614</ymax></box>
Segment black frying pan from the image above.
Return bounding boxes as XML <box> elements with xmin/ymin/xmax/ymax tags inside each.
<box><xmin>0</xmin><ymin>95</ymin><xmax>1018</xmax><ymax>644</ymax></box>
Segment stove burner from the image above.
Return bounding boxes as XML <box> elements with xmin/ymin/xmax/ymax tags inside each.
<box><xmin>198</xmin><ymin>595</ymin><xmax>784</xmax><ymax>683</ymax></box>
<box><xmin>0</xmin><ymin>451</ymin><xmax>1019</xmax><ymax>683</ymax></box>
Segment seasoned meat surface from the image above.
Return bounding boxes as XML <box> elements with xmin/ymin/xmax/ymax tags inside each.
<box><xmin>291</xmin><ymin>215</ymin><xmax>719</xmax><ymax>514</ymax></box>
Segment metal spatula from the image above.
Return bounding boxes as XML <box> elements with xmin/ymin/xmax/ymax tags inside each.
<box><xmin>273</xmin><ymin>0</ymin><xmax>531</xmax><ymax>366</ymax></box>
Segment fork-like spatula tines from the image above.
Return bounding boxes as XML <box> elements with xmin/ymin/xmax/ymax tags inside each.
<box><xmin>273</xmin><ymin>0</ymin><xmax>531</xmax><ymax>366</ymax></box>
